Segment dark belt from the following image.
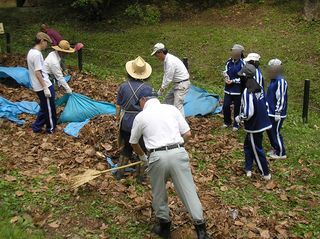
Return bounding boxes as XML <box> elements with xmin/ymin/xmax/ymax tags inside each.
<box><xmin>149</xmin><ymin>144</ymin><xmax>184</xmax><ymax>153</ymax></box>
<box><xmin>176</xmin><ymin>79</ymin><xmax>189</xmax><ymax>84</ymax></box>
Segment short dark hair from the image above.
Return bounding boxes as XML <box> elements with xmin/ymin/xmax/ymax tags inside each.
<box><xmin>34</xmin><ymin>37</ymin><xmax>42</xmax><ymax>45</ymax></box>
<box><xmin>157</xmin><ymin>48</ymin><xmax>168</xmax><ymax>55</ymax></box>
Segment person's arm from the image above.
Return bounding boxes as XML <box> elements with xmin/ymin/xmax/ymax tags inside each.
<box><xmin>51</xmin><ymin>62</ymin><xmax>72</xmax><ymax>93</ymax></box>
<box><xmin>182</xmin><ymin>131</ymin><xmax>192</xmax><ymax>143</ymax></box>
<box><xmin>275</xmin><ymin>78</ymin><xmax>286</xmax><ymax>115</ymax></box>
<box><xmin>239</xmin><ymin>89</ymin><xmax>254</xmax><ymax>121</ymax></box>
<box><xmin>130</xmin><ymin>117</ymin><xmax>148</xmax><ymax>162</ymax></box>
<box><xmin>176</xmin><ymin>109</ymin><xmax>191</xmax><ymax>143</ymax></box>
<box><xmin>115</xmin><ymin>105</ymin><xmax>121</xmax><ymax>122</ymax></box>
<box><xmin>35</xmin><ymin>70</ymin><xmax>47</xmax><ymax>88</ymax></box>
<box><xmin>161</xmin><ymin>61</ymin><xmax>175</xmax><ymax>90</ymax></box>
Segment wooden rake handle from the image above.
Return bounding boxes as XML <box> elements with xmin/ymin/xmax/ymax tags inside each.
<box><xmin>94</xmin><ymin>161</ymin><xmax>143</xmax><ymax>176</ymax></box>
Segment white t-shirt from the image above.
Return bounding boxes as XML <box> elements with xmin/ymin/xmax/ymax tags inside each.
<box><xmin>27</xmin><ymin>48</ymin><xmax>52</xmax><ymax>92</ymax></box>
<box><xmin>129</xmin><ymin>98</ymin><xmax>190</xmax><ymax>150</ymax></box>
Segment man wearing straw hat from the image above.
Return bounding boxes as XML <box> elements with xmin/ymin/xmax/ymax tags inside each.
<box><xmin>129</xmin><ymin>92</ymin><xmax>210</xmax><ymax>239</ymax></box>
<box><xmin>44</xmin><ymin>40</ymin><xmax>75</xmax><ymax>94</ymax></box>
<box><xmin>151</xmin><ymin>43</ymin><xmax>190</xmax><ymax>117</ymax></box>
<box><xmin>115</xmin><ymin>56</ymin><xmax>153</xmax><ymax>183</ymax></box>
<box><xmin>27</xmin><ymin>32</ymin><xmax>57</xmax><ymax>134</ymax></box>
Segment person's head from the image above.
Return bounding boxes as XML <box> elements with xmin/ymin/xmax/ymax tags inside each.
<box><xmin>40</xmin><ymin>24</ymin><xmax>48</xmax><ymax>32</ymax></box>
<box><xmin>125</xmin><ymin>56</ymin><xmax>152</xmax><ymax>81</ymax></box>
<box><xmin>151</xmin><ymin>43</ymin><xmax>168</xmax><ymax>61</ymax></box>
<box><xmin>138</xmin><ymin>88</ymin><xmax>157</xmax><ymax>109</ymax></box>
<box><xmin>244</xmin><ymin>53</ymin><xmax>261</xmax><ymax>68</ymax></box>
<box><xmin>34</xmin><ymin>32</ymin><xmax>52</xmax><ymax>50</ymax></box>
<box><xmin>52</xmin><ymin>40</ymin><xmax>75</xmax><ymax>57</ymax></box>
<box><xmin>267</xmin><ymin>58</ymin><xmax>282</xmax><ymax>79</ymax></box>
<box><xmin>231</xmin><ymin>44</ymin><xmax>245</xmax><ymax>60</ymax></box>
<box><xmin>238</xmin><ymin>63</ymin><xmax>261</xmax><ymax>93</ymax></box>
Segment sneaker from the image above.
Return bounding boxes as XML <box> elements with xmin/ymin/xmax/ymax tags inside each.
<box><xmin>269</xmin><ymin>152</ymin><xmax>287</xmax><ymax>160</ymax></box>
<box><xmin>246</xmin><ymin>171</ymin><xmax>252</xmax><ymax>178</ymax></box>
<box><xmin>263</xmin><ymin>174</ymin><xmax>272</xmax><ymax>180</ymax></box>
<box><xmin>232</xmin><ymin>126</ymin><xmax>239</xmax><ymax>132</ymax></box>
<box><xmin>221</xmin><ymin>124</ymin><xmax>230</xmax><ymax>129</ymax></box>
<box><xmin>267</xmin><ymin>150</ymin><xmax>275</xmax><ymax>156</ymax></box>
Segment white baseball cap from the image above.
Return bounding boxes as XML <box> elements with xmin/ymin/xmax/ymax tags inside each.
<box><xmin>151</xmin><ymin>43</ymin><xmax>165</xmax><ymax>56</ymax></box>
<box><xmin>268</xmin><ymin>58</ymin><xmax>282</xmax><ymax>67</ymax></box>
<box><xmin>231</xmin><ymin>44</ymin><xmax>245</xmax><ymax>52</ymax></box>
<box><xmin>244</xmin><ymin>53</ymin><xmax>261</xmax><ymax>62</ymax></box>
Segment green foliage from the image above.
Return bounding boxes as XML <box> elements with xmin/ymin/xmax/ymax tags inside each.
<box><xmin>125</xmin><ymin>3</ymin><xmax>161</xmax><ymax>25</ymax></box>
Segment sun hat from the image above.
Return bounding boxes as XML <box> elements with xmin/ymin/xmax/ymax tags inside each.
<box><xmin>151</xmin><ymin>43</ymin><xmax>165</xmax><ymax>56</ymax></box>
<box><xmin>244</xmin><ymin>53</ymin><xmax>261</xmax><ymax>62</ymax></box>
<box><xmin>268</xmin><ymin>58</ymin><xmax>282</xmax><ymax>67</ymax></box>
<box><xmin>231</xmin><ymin>44</ymin><xmax>245</xmax><ymax>52</ymax></box>
<box><xmin>126</xmin><ymin>56</ymin><xmax>152</xmax><ymax>80</ymax></box>
<box><xmin>238</xmin><ymin>64</ymin><xmax>256</xmax><ymax>78</ymax></box>
<box><xmin>52</xmin><ymin>40</ymin><xmax>75</xmax><ymax>53</ymax></box>
<box><xmin>36</xmin><ymin>32</ymin><xmax>52</xmax><ymax>44</ymax></box>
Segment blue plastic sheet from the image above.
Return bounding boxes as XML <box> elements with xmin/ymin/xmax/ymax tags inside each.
<box><xmin>184</xmin><ymin>85</ymin><xmax>221</xmax><ymax>117</ymax></box>
<box><xmin>0</xmin><ymin>67</ymin><xmax>31</xmax><ymax>88</ymax></box>
<box><xmin>63</xmin><ymin>119</ymin><xmax>90</xmax><ymax>137</ymax></box>
<box><xmin>56</xmin><ymin>93</ymin><xmax>116</xmax><ymax>123</ymax></box>
<box><xmin>0</xmin><ymin>66</ymin><xmax>71</xmax><ymax>88</ymax></box>
<box><xmin>0</xmin><ymin>96</ymin><xmax>39</xmax><ymax>125</ymax></box>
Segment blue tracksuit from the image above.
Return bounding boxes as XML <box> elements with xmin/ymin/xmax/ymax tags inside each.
<box><xmin>266</xmin><ymin>75</ymin><xmax>288</xmax><ymax>156</ymax></box>
<box><xmin>255</xmin><ymin>67</ymin><xmax>265</xmax><ymax>94</ymax></box>
<box><xmin>239</xmin><ymin>88</ymin><xmax>272</xmax><ymax>176</ymax></box>
<box><xmin>223</xmin><ymin>58</ymin><xmax>245</xmax><ymax>126</ymax></box>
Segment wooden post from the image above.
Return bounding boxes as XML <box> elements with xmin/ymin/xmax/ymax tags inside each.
<box><xmin>302</xmin><ymin>79</ymin><xmax>310</xmax><ymax>123</ymax></box>
<box><xmin>5</xmin><ymin>33</ymin><xmax>11</xmax><ymax>53</ymax></box>
<box><xmin>77</xmin><ymin>48</ymin><xmax>83</xmax><ymax>72</ymax></box>
<box><xmin>182</xmin><ymin>57</ymin><xmax>189</xmax><ymax>70</ymax></box>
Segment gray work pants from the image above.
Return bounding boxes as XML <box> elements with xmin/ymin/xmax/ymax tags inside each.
<box><xmin>147</xmin><ymin>147</ymin><xmax>204</xmax><ymax>223</ymax></box>
<box><xmin>164</xmin><ymin>80</ymin><xmax>190</xmax><ymax>117</ymax></box>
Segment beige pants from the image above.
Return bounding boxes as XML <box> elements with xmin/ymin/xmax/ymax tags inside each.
<box><xmin>165</xmin><ymin>80</ymin><xmax>190</xmax><ymax>116</ymax></box>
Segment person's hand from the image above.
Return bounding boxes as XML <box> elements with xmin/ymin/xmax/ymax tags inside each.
<box><xmin>275</xmin><ymin>113</ymin><xmax>281</xmax><ymax>122</ymax></box>
<box><xmin>43</xmin><ymin>87</ymin><xmax>51</xmax><ymax>98</ymax></box>
<box><xmin>139</xmin><ymin>154</ymin><xmax>148</xmax><ymax>166</ymax></box>
<box><xmin>157</xmin><ymin>88</ymin><xmax>164</xmax><ymax>96</ymax></box>
<box><xmin>66</xmin><ymin>87</ymin><xmax>72</xmax><ymax>94</ymax></box>
<box><xmin>235</xmin><ymin>115</ymin><xmax>241</xmax><ymax>124</ymax></box>
<box><xmin>226</xmin><ymin>79</ymin><xmax>233</xmax><ymax>85</ymax></box>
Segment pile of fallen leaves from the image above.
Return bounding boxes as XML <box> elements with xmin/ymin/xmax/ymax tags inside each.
<box><xmin>0</xmin><ymin>54</ymin><xmax>298</xmax><ymax>239</ymax></box>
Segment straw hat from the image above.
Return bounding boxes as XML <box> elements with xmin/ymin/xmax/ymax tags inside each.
<box><xmin>52</xmin><ymin>40</ymin><xmax>75</xmax><ymax>53</ymax></box>
<box><xmin>125</xmin><ymin>56</ymin><xmax>152</xmax><ymax>80</ymax></box>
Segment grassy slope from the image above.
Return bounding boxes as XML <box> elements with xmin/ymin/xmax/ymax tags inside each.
<box><xmin>0</xmin><ymin>1</ymin><xmax>320</xmax><ymax>238</ymax></box>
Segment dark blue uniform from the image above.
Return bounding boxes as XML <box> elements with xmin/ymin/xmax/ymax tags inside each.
<box><xmin>266</xmin><ymin>75</ymin><xmax>288</xmax><ymax>157</ymax></box>
<box><xmin>223</xmin><ymin>58</ymin><xmax>245</xmax><ymax>127</ymax></box>
<box><xmin>239</xmin><ymin>88</ymin><xmax>272</xmax><ymax>176</ymax></box>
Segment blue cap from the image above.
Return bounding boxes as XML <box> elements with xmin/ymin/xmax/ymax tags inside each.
<box><xmin>138</xmin><ymin>87</ymin><xmax>157</xmax><ymax>100</ymax></box>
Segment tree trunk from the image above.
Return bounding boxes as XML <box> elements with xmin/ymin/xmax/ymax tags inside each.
<box><xmin>304</xmin><ymin>0</ymin><xmax>320</xmax><ymax>21</ymax></box>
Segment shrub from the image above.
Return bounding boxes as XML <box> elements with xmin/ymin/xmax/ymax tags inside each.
<box><xmin>125</xmin><ymin>3</ymin><xmax>161</xmax><ymax>25</ymax></box>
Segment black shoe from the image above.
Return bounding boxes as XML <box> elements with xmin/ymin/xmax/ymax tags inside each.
<box><xmin>152</xmin><ymin>220</ymin><xmax>171</xmax><ymax>239</ymax></box>
<box><xmin>195</xmin><ymin>223</ymin><xmax>210</xmax><ymax>239</ymax></box>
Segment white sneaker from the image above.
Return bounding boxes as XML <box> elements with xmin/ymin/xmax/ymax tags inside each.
<box><xmin>267</xmin><ymin>150</ymin><xmax>275</xmax><ymax>156</ymax></box>
<box><xmin>263</xmin><ymin>174</ymin><xmax>272</xmax><ymax>180</ymax></box>
<box><xmin>232</xmin><ymin>127</ymin><xmax>239</xmax><ymax>132</ymax></box>
<box><xmin>221</xmin><ymin>124</ymin><xmax>230</xmax><ymax>129</ymax></box>
<box><xmin>246</xmin><ymin>171</ymin><xmax>252</xmax><ymax>177</ymax></box>
<box><xmin>269</xmin><ymin>152</ymin><xmax>287</xmax><ymax>160</ymax></box>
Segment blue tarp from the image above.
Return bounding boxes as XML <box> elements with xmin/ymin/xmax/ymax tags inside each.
<box><xmin>56</xmin><ymin>93</ymin><xmax>116</xmax><ymax>123</ymax></box>
<box><xmin>0</xmin><ymin>67</ymin><xmax>31</xmax><ymax>88</ymax></box>
<box><xmin>184</xmin><ymin>85</ymin><xmax>221</xmax><ymax>117</ymax></box>
<box><xmin>63</xmin><ymin>119</ymin><xmax>90</xmax><ymax>137</ymax></box>
<box><xmin>0</xmin><ymin>66</ymin><xmax>71</xmax><ymax>89</ymax></box>
<box><xmin>0</xmin><ymin>96</ymin><xmax>40</xmax><ymax>125</ymax></box>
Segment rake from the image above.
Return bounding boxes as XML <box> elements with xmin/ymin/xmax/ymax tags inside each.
<box><xmin>71</xmin><ymin>161</ymin><xmax>142</xmax><ymax>189</ymax></box>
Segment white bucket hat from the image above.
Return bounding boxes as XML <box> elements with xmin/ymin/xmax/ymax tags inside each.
<box><xmin>126</xmin><ymin>56</ymin><xmax>152</xmax><ymax>80</ymax></box>
<box><xmin>231</xmin><ymin>44</ymin><xmax>245</xmax><ymax>52</ymax></box>
<box><xmin>244</xmin><ymin>53</ymin><xmax>261</xmax><ymax>62</ymax></box>
<box><xmin>151</xmin><ymin>43</ymin><xmax>165</xmax><ymax>56</ymax></box>
<box><xmin>268</xmin><ymin>58</ymin><xmax>282</xmax><ymax>67</ymax></box>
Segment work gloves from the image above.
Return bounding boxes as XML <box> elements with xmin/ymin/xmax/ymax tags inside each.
<box><xmin>274</xmin><ymin>113</ymin><xmax>281</xmax><ymax>122</ymax></box>
<box><xmin>43</xmin><ymin>87</ymin><xmax>51</xmax><ymax>98</ymax></box>
<box><xmin>139</xmin><ymin>154</ymin><xmax>148</xmax><ymax>166</ymax></box>
<box><xmin>157</xmin><ymin>88</ymin><xmax>163</xmax><ymax>97</ymax></box>
<box><xmin>235</xmin><ymin>115</ymin><xmax>241</xmax><ymax>124</ymax></box>
<box><xmin>60</xmin><ymin>81</ymin><xmax>72</xmax><ymax>94</ymax></box>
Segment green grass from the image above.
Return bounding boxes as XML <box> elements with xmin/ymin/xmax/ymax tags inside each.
<box><xmin>1</xmin><ymin>1</ymin><xmax>320</xmax><ymax>238</ymax></box>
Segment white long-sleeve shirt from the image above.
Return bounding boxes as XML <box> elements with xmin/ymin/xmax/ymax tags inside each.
<box><xmin>161</xmin><ymin>53</ymin><xmax>190</xmax><ymax>89</ymax></box>
<box><xmin>44</xmin><ymin>51</ymin><xmax>71</xmax><ymax>92</ymax></box>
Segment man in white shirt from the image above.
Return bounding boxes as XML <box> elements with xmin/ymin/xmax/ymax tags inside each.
<box><xmin>27</xmin><ymin>32</ymin><xmax>57</xmax><ymax>134</ymax></box>
<box><xmin>129</xmin><ymin>89</ymin><xmax>210</xmax><ymax>239</ymax></box>
<box><xmin>44</xmin><ymin>40</ymin><xmax>74</xmax><ymax>93</ymax></box>
<box><xmin>151</xmin><ymin>43</ymin><xmax>190</xmax><ymax>116</ymax></box>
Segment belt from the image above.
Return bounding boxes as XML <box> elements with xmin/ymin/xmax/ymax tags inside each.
<box><xmin>175</xmin><ymin>79</ymin><xmax>189</xmax><ymax>84</ymax></box>
<box><xmin>124</xmin><ymin>110</ymin><xmax>140</xmax><ymax>114</ymax></box>
<box><xmin>149</xmin><ymin>144</ymin><xmax>184</xmax><ymax>153</ymax></box>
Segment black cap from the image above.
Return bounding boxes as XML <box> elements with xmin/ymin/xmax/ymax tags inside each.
<box><xmin>238</xmin><ymin>64</ymin><xmax>256</xmax><ymax>78</ymax></box>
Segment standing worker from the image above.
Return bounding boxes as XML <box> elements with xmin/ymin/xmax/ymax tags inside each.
<box><xmin>235</xmin><ymin>64</ymin><xmax>272</xmax><ymax>180</ymax></box>
<box><xmin>27</xmin><ymin>32</ymin><xmax>57</xmax><ymax>134</ymax></box>
<box><xmin>129</xmin><ymin>91</ymin><xmax>210</xmax><ymax>239</ymax></box>
<box><xmin>244</xmin><ymin>53</ymin><xmax>264</xmax><ymax>93</ymax></box>
<box><xmin>115</xmin><ymin>56</ymin><xmax>153</xmax><ymax>183</ymax></box>
<box><xmin>41</xmin><ymin>24</ymin><xmax>63</xmax><ymax>46</ymax></box>
<box><xmin>265</xmin><ymin>59</ymin><xmax>288</xmax><ymax>159</ymax></box>
<box><xmin>44</xmin><ymin>40</ymin><xmax>74</xmax><ymax>94</ymax></box>
<box><xmin>222</xmin><ymin>44</ymin><xmax>245</xmax><ymax>131</ymax></box>
<box><xmin>151</xmin><ymin>43</ymin><xmax>190</xmax><ymax>116</ymax></box>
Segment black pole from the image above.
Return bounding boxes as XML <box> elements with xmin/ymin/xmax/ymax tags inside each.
<box><xmin>77</xmin><ymin>48</ymin><xmax>83</xmax><ymax>72</ymax></box>
<box><xmin>5</xmin><ymin>33</ymin><xmax>11</xmax><ymax>53</ymax></box>
<box><xmin>302</xmin><ymin>79</ymin><xmax>310</xmax><ymax>123</ymax></box>
<box><xmin>182</xmin><ymin>57</ymin><xmax>189</xmax><ymax>70</ymax></box>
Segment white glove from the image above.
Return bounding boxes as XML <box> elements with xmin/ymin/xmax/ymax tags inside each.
<box><xmin>61</xmin><ymin>81</ymin><xmax>72</xmax><ymax>94</ymax></box>
<box><xmin>139</xmin><ymin>154</ymin><xmax>148</xmax><ymax>163</ymax></box>
<box><xmin>43</xmin><ymin>87</ymin><xmax>51</xmax><ymax>98</ymax></box>
<box><xmin>157</xmin><ymin>89</ymin><xmax>163</xmax><ymax>96</ymax></box>
<box><xmin>275</xmin><ymin>113</ymin><xmax>281</xmax><ymax>122</ymax></box>
<box><xmin>235</xmin><ymin>115</ymin><xmax>241</xmax><ymax>124</ymax></box>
